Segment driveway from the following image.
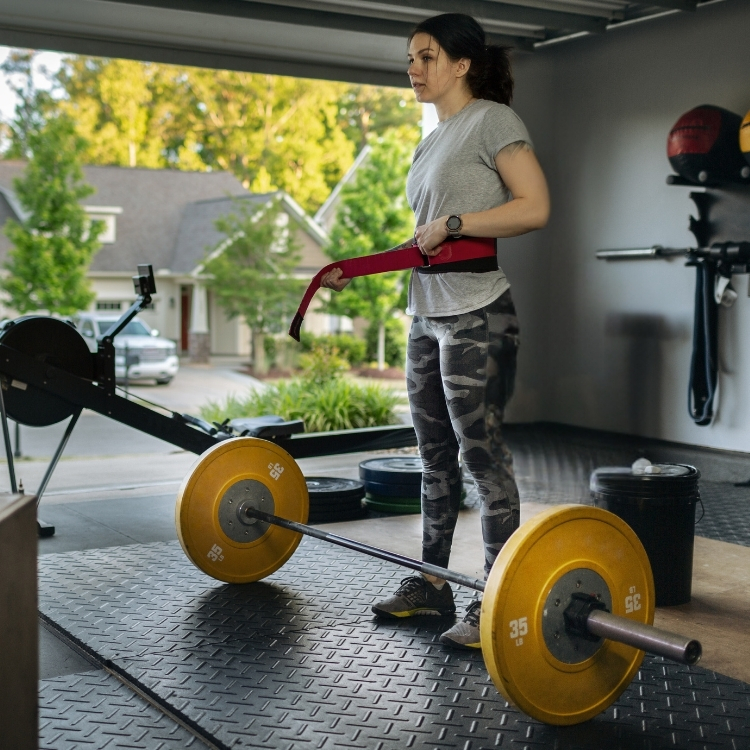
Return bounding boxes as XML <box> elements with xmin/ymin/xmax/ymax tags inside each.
<box><xmin>127</xmin><ymin>357</ymin><xmax>263</xmax><ymax>414</ymax></box>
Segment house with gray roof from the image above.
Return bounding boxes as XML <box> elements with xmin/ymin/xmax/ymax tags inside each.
<box><xmin>0</xmin><ymin>162</ymin><xmax>332</xmax><ymax>360</ymax></box>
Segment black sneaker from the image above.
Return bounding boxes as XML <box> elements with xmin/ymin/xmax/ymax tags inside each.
<box><xmin>372</xmin><ymin>576</ymin><xmax>456</xmax><ymax>618</ymax></box>
<box><xmin>439</xmin><ymin>599</ymin><xmax>481</xmax><ymax>648</ymax></box>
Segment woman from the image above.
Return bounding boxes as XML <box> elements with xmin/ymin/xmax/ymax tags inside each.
<box><xmin>321</xmin><ymin>13</ymin><xmax>549</xmax><ymax>648</ymax></box>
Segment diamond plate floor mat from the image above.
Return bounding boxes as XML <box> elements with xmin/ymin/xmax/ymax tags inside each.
<box><xmin>499</xmin><ymin>425</ymin><xmax>750</xmax><ymax>548</ymax></box>
<box><xmin>693</xmin><ymin>480</ymin><xmax>750</xmax><ymax>548</ymax></box>
<box><xmin>40</xmin><ymin>669</ymin><xmax>209</xmax><ymax>749</ymax></box>
<box><xmin>39</xmin><ymin>540</ymin><xmax>750</xmax><ymax>750</ymax></box>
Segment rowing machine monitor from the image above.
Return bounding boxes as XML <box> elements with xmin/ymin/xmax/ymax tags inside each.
<box><xmin>133</xmin><ymin>264</ymin><xmax>156</xmax><ymax>297</ymax></box>
<box><xmin>97</xmin><ymin>264</ymin><xmax>157</xmax><ymax>392</ymax></box>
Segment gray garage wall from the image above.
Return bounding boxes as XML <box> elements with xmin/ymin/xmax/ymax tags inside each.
<box><xmin>501</xmin><ymin>0</ymin><xmax>750</xmax><ymax>453</ymax></box>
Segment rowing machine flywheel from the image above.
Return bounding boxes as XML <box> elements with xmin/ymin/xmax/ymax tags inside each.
<box><xmin>0</xmin><ymin>316</ymin><xmax>94</xmax><ymax>426</ymax></box>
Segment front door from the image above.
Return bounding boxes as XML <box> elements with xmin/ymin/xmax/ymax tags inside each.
<box><xmin>180</xmin><ymin>286</ymin><xmax>191</xmax><ymax>352</ymax></box>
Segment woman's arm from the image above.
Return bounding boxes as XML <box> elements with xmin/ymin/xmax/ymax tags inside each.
<box><xmin>319</xmin><ymin>236</ymin><xmax>417</xmax><ymax>291</ymax></box>
<box><xmin>414</xmin><ymin>142</ymin><xmax>550</xmax><ymax>255</ymax></box>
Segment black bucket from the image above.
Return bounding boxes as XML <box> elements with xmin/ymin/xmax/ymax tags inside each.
<box><xmin>590</xmin><ymin>463</ymin><xmax>701</xmax><ymax>606</ymax></box>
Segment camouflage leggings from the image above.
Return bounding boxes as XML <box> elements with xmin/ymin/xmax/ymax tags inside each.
<box><xmin>406</xmin><ymin>290</ymin><xmax>521</xmax><ymax>578</ymax></box>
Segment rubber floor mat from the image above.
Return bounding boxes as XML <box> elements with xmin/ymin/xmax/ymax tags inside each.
<box><xmin>39</xmin><ymin>539</ymin><xmax>750</xmax><ymax>750</ymax></box>
<box><xmin>40</xmin><ymin>669</ymin><xmax>209</xmax><ymax>748</ymax></box>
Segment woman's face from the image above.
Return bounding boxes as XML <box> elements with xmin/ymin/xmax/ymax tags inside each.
<box><xmin>407</xmin><ymin>33</ymin><xmax>467</xmax><ymax>104</ymax></box>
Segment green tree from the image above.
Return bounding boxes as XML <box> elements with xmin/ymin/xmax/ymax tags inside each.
<box><xmin>55</xmin><ymin>60</ymin><xmax>361</xmax><ymax>211</ymax></box>
<box><xmin>365</xmin><ymin>316</ymin><xmax>406</xmax><ymax>369</ymax></box>
<box><xmin>337</xmin><ymin>85</ymin><xmax>421</xmax><ymax>151</ymax></box>
<box><xmin>324</xmin><ymin>128</ymin><xmax>417</xmax><ymax>369</ymax></box>
<box><xmin>1</xmin><ymin>115</ymin><xmax>102</xmax><ymax>314</ymax></box>
<box><xmin>2</xmin><ymin>52</ymin><xmax>421</xmax><ymax>214</ymax></box>
<box><xmin>183</xmin><ymin>70</ymin><xmax>354</xmax><ymax>211</ymax></box>
<box><xmin>57</xmin><ymin>56</ymin><xmax>197</xmax><ymax>169</ymax></box>
<box><xmin>202</xmin><ymin>197</ymin><xmax>305</xmax><ymax>374</ymax></box>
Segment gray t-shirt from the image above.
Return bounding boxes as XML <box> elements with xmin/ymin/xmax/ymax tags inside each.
<box><xmin>405</xmin><ymin>99</ymin><xmax>531</xmax><ymax>317</ymax></box>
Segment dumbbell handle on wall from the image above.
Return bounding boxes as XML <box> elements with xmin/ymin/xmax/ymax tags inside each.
<box><xmin>596</xmin><ymin>246</ymin><xmax>687</xmax><ymax>260</ymax></box>
<box><xmin>597</xmin><ymin>242</ymin><xmax>750</xmax><ymax>271</ymax></box>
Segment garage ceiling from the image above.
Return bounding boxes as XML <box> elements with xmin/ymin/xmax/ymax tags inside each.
<box><xmin>0</xmin><ymin>0</ymin><xmax>718</xmax><ymax>86</ymax></box>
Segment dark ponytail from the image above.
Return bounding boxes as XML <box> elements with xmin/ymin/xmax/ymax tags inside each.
<box><xmin>409</xmin><ymin>14</ymin><xmax>514</xmax><ymax>106</ymax></box>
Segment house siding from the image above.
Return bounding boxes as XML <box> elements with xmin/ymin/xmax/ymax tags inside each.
<box><xmin>0</xmin><ymin>163</ymin><xmax>334</xmax><ymax>355</ymax></box>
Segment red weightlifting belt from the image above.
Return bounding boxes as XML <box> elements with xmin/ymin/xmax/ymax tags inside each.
<box><xmin>288</xmin><ymin>237</ymin><xmax>497</xmax><ymax>341</ymax></box>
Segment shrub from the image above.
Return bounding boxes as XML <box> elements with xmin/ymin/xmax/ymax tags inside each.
<box><xmin>200</xmin><ymin>346</ymin><xmax>405</xmax><ymax>431</ymax></box>
<box><xmin>298</xmin><ymin>332</ymin><xmax>366</xmax><ymax>367</ymax></box>
<box><xmin>365</xmin><ymin>317</ymin><xmax>406</xmax><ymax>368</ymax></box>
<box><xmin>269</xmin><ymin>335</ymin><xmax>305</xmax><ymax>371</ymax></box>
<box><xmin>264</xmin><ymin>334</ymin><xmax>278</xmax><ymax>368</ymax></box>
<box><xmin>298</xmin><ymin>345</ymin><xmax>349</xmax><ymax>386</ymax></box>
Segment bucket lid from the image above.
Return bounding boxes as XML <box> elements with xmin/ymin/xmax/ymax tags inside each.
<box><xmin>590</xmin><ymin>463</ymin><xmax>700</xmax><ymax>498</ymax></box>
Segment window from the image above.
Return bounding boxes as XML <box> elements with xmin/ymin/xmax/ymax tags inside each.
<box><xmin>271</xmin><ymin>211</ymin><xmax>290</xmax><ymax>253</ymax></box>
<box><xmin>93</xmin><ymin>215</ymin><xmax>117</xmax><ymax>243</ymax></box>
<box><xmin>84</xmin><ymin>206</ymin><xmax>123</xmax><ymax>244</ymax></box>
<box><xmin>80</xmin><ymin>320</ymin><xmax>95</xmax><ymax>338</ymax></box>
<box><xmin>96</xmin><ymin>301</ymin><xmax>122</xmax><ymax>310</ymax></box>
<box><xmin>96</xmin><ymin>319</ymin><xmax>151</xmax><ymax>337</ymax></box>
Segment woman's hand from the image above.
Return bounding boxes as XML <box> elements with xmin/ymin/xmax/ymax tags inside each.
<box><xmin>320</xmin><ymin>236</ymin><xmax>418</xmax><ymax>291</ymax></box>
<box><xmin>414</xmin><ymin>217</ymin><xmax>450</xmax><ymax>256</ymax></box>
<box><xmin>320</xmin><ymin>267</ymin><xmax>351</xmax><ymax>292</ymax></box>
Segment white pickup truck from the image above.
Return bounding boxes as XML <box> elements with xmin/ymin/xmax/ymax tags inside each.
<box><xmin>75</xmin><ymin>313</ymin><xmax>179</xmax><ymax>385</ymax></box>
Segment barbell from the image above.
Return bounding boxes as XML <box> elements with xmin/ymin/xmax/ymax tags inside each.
<box><xmin>175</xmin><ymin>438</ymin><xmax>702</xmax><ymax>726</ymax></box>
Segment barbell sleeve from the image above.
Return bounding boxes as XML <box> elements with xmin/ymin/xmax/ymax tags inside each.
<box><xmin>242</xmin><ymin>507</ymin><xmax>486</xmax><ymax>593</ymax></box>
<box><xmin>586</xmin><ymin>610</ymin><xmax>702</xmax><ymax>665</ymax></box>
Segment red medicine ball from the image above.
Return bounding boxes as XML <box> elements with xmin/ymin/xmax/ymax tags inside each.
<box><xmin>667</xmin><ymin>105</ymin><xmax>748</xmax><ymax>184</ymax></box>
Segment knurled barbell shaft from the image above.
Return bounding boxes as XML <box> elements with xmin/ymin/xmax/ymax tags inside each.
<box><xmin>243</xmin><ymin>507</ymin><xmax>702</xmax><ymax>665</ymax></box>
<box><xmin>243</xmin><ymin>507</ymin><xmax>487</xmax><ymax>592</ymax></box>
<box><xmin>586</xmin><ymin>610</ymin><xmax>702</xmax><ymax>665</ymax></box>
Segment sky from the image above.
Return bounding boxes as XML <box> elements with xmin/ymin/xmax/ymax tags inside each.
<box><xmin>0</xmin><ymin>46</ymin><xmax>63</xmax><ymax>122</ymax></box>
<box><xmin>422</xmin><ymin>103</ymin><xmax>438</xmax><ymax>138</ymax></box>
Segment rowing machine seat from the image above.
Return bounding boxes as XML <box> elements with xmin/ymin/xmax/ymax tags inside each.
<box><xmin>229</xmin><ymin>415</ymin><xmax>305</xmax><ymax>439</ymax></box>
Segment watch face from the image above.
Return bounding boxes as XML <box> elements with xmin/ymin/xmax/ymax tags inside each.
<box><xmin>447</xmin><ymin>216</ymin><xmax>461</xmax><ymax>231</ymax></box>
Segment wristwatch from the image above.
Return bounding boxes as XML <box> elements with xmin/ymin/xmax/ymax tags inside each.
<box><xmin>445</xmin><ymin>215</ymin><xmax>463</xmax><ymax>238</ymax></box>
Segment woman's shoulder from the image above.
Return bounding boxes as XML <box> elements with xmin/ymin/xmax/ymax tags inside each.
<box><xmin>473</xmin><ymin>100</ymin><xmax>530</xmax><ymax>145</ymax></box>
<box><xmin>476</xmin><ymin>99</ymin><xmax>511</xmax><ymax>112</ymax></box>
<box><xmin>474</xmin><ymin>100</ymin><xmax>524</xmax><ymax>125</ymax></box>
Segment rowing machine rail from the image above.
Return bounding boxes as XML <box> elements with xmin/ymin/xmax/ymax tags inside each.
<box><xmin>0</xmin><ymin>265</ymin><xmax>416</xmax><ymax>536</ymax></box>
